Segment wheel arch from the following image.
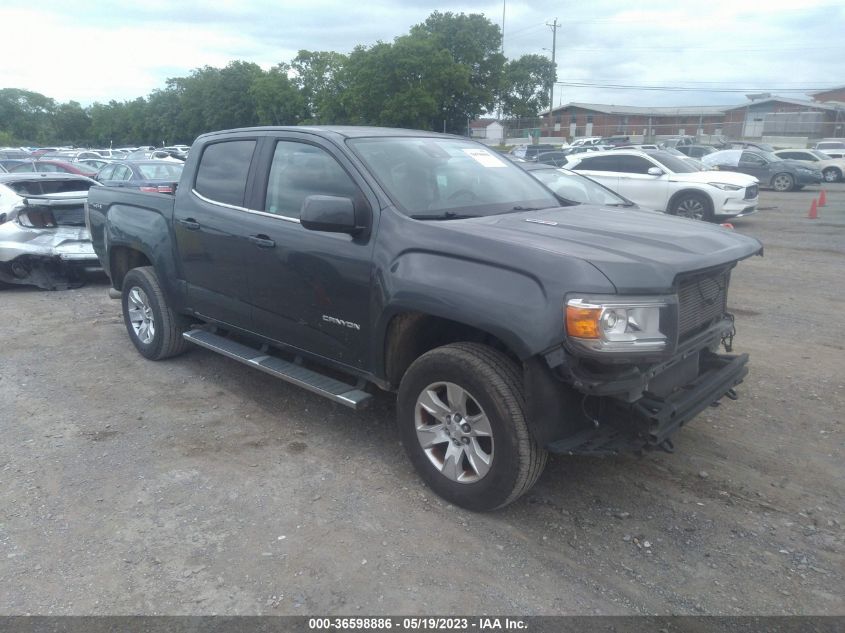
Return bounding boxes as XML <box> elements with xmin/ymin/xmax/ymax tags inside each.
<box><xmin>667</xmin><ymin>188</ymin><xmax>714</xmax><ymax>215</ymax></box>
<box><xmin>823</xmin><ymin>166</ymin><xmax>843</xmax><ymax>180</ymax></box>
<box><xmin>382</xmin><ymin>311</ymin><xmax>524</xmax><ymax>390</ymax></box>
<box><xmin>109</xmin><ymin>245</ymin><xmax>153</xmax><ymax>290</ymax></box>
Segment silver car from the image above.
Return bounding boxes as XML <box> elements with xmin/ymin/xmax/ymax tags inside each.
<box><xmin>0</xmin><ymin>173</ymin><xmax>100</xmax><ymax>289</ymax></box>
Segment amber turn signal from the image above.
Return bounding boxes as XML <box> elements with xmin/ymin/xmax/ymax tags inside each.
<box><xmin>565</xmin><ymin>305</ymin><xmax>602</xmax><ymax>339</ymax></box>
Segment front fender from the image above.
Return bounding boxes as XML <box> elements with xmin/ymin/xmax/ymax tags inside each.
<box><xmin>374</xmin><ymin>249</ymin><xmax>554</xmax><ymax>364</ymax></box>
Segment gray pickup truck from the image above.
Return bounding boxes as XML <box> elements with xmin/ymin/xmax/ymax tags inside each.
<box><xmin>87</xmin><ymin>126</ymin><xmax>763</xmax><ymax>511</ymax></box>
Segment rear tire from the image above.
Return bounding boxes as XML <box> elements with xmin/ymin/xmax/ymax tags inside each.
<box><xmin>771</xmin><ymin>173</ymin><xmax>795</xmax><ymax>192</ymax></box>
<box><xmin>121</xmin><ymin>266</ymin><xmax>191</xmax><ymax>360</ymax></box>
<box><xmin>397</xmin><ymin>342</ymin><xmax>548</xmax><ymax>511</ymax></box>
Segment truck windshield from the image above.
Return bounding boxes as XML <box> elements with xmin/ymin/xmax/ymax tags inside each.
<box><xmin>348</xmin><ymin>137</ymin><xmax>559</xmax><ymax>218</ymax></box>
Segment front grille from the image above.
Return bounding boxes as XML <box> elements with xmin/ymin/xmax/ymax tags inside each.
<box><xmin>744</xmin><ymin>185</ymin><xmax>758</xmax><ymax>199</ymax></box>
<box><xmin>677</xmin><ymin>269</ymin><xmax>729</xmax><ymax>339</ymax></box>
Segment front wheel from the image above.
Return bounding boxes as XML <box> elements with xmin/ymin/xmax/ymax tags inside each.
<box><xmin>771</xmin><ymin>173</ymin><xmax>795</xmax><ymax>192</ymax></box>
<box><xmin>397</xmin><ymin>343</ymin><xmax>548</xmax><ymax>511</ymax></box>
<box><xmin>121</xmin><ymin>266</ymin><xmax>191</xmax><ymax>360</ymax></box>
<box><xmin>823</xmin><ymin>167</ymin><xmax>841</xmax><ymax>183</ymax></box>
<box><xmin>670</xmin><ymin>192</ymin><xmax>712</xmax><ymax>221</ymax></box>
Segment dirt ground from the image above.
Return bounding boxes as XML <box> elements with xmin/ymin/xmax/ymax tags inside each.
<box><xmin>0</xmin><ymin>184</ymin><xmax>843</xmax><ymax>616</ymax></box>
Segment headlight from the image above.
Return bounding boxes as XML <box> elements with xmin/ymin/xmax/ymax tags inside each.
<box><xmin>708</xmin><ymin>182</ymin><xmax>742</xmax><ymax>191</ymax></box>
<box><xmin>565</xmin><ymin>297</ymin><xmax>669</xmax><ymax>353</ymax></box>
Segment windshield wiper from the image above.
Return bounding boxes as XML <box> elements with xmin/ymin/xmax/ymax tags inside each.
<box><xmin>410</xmin><ymin>211</ymin><xmax>479</xmax><ymax>220</ymax></box>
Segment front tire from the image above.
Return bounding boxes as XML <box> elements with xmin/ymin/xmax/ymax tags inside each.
<box><xmin>121</xmin><ymin>266</ymin><xmax>191</xmax><ymax>360</ymax></box>
<box><xmin>772</xmin><ymin>172</ymin><xmax>795</xmax><ymax>192</ymax></box>
<box><xmin>823</xmin><ymin>167</ymin><xmax>841</xmax><ymax>183</ymax></box>
<box><xmin>397</xmin><ymin>343</ymin><xmax>548</xmax><ymax>511</ymax></box>
<box><xmin>670</xmin><ymin>192</ymin><xmax>713</xmax><ymax>221</ymax></box>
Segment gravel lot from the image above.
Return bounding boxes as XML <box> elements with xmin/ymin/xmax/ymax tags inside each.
<box><xmin>1</xmin><ymin>184</ymin><xmax>843</xmax><ymax>615</ymax></box>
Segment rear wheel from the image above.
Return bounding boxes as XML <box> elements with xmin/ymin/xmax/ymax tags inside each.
<box><xmin>397</xmin><ymin>342</ymin><xmax>547</xmax><ymax>511</ymax></box>
<box><xmin>772</xmin><ymin>173</ymin><xmax>795</xmax><ymax>192</ymax></box>
<box><xmin>121</xmin><ymin>266</ymin><xmax>191</xmax><ymax>360</ymax></box>
<box><xmin>823</xmin><ymin>167</ymin><xmax>841</xmax><ymax>183</ymax></box>
<box><xmin>670</xmin><ymin>192</ymin><xmax>713</xmax><ymax>221</ymax></box>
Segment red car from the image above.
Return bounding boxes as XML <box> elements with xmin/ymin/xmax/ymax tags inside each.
<box><xmin>6</xmin><ymin>159</ymin><xmax>98</xmax><ymax>178</ymax></box>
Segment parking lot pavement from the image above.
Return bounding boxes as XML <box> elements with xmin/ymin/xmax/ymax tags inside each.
<box><xmin>0</xmin><ymin>184</ymin><xmax>843</xmax><ymax>616</ymax></box>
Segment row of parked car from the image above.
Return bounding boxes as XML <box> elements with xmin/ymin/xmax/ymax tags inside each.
<box><xmin>504</xmin><ymin>136</ymin><xmax>845</xmax><ymax>223</ymax></box>
<box><xmin>0</xmin><ymin>145</ymin><xmax>187</xmax><ymax>290</ymax></box>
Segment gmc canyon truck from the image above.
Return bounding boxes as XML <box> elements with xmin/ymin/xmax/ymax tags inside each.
<box><xmin>87</xmin><ymin>126</ymin><xmax>763</xmax><ymax>511</ymax></box>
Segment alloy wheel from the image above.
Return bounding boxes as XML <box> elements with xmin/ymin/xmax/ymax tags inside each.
<box><xmin>414</xmin><ymin>382</ymin><xmax>494</xmax><ymax>483</ymax></box>
<box><xmin>773</xmin><ymin>174</ymin><xmax>793</xmax><ymax>191</ymax></box>
<box><xmin>676</xmin><ymin>197</ymin><xmax>706</xmax><ymax>220</ymax></box>
<box><xmin>127</xmin><ymin>286</ymin><xmax>156</xmax><ymax>344</ymax></box>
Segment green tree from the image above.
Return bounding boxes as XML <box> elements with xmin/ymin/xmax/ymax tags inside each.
<box><xmin>88</xmin><ymin>101</ymin><xmax>124</xmax><ymax>147</ymax></box>
<box><xmin>292</xmin><ymin>50</ymin><xmax>349</xmax><ymax>123</ymax></box>
<box><xmin>0</xmin><ymin>88</ymin><xmax>57</xmax><ymax>144</ymax></box>
<box><xmin>410</xmin><ymin>12</ymin><xmax>506</xmax><ymax>128</ymax></box>
<box><xmin>146</xmin><ymin>88</ymin><xmax>183</xmax><ymax>145</ymax></box>
<box><xmin>341</xmin><ymin>37</ymin><xmax>470</xmax><ymax>131</ymax></box>
<box><xmin>53</xmin><ymin>101</ymin><xmax>91</xmax><ymax>145</ymax></box>
<box><xmin>500</xmin><ymin>54</ymin><xmax>555</xmax><ymax>118</ymax></box>
<box><xmin>251</xmin><ymin>63</ymin><xmax>308</xmax><ymax>125</ymax></box>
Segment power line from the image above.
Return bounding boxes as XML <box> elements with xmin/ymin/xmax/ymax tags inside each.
<box><xmin>558</xmin><ymin>78</ymin><xmax>838</xmax><ymax>86</ymax></box>
<box><xmin>554</xmin><ymin>81</ymin><xmax>841</xmax><ymax>93</ymax></box>
<box><xmin>562</xmin><ymin>45</ymin><xmax>845</xmax><ymax>51</ymax></box>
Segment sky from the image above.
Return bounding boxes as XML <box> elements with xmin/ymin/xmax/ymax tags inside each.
<box><xmin>1</xmin><ymin>0</ymin><xmax>843</xmax><ymax>109</ymax></box>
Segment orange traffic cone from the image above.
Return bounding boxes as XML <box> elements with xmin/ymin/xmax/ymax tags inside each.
<box><xmin>808</xmin><ymin>198</ymin><xmax>818</xmax><ymax>219</ymax></box>
<box><xmin>819</xmin><ymin>189</ymin><xmax>827</xmax><ymax>206</ymax></box>
<box><xmin>720</xmin><ymin>223</ymin><xmax>735</xmax><ymax>229</ymax></box>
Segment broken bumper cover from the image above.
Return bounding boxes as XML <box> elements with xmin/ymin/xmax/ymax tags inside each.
<box><xmin>546</xmin><ymin>352</ymin><xmax>749</xmax><ymax>455</ymax></box>
<box><xmin>0</xmin><ymin>225</ymin><xmax>99</xmax><ymax>288</ymax></box>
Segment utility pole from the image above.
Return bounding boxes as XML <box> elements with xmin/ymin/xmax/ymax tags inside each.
<box><xmin>501</xmin><ymin>1</ymin><xmax>506</xmax><ymax>55</ymax></box>
<box><xmin>546</xmin><ymin>18</ymin><xmax>560</xmax><ymax>125</ymax></box>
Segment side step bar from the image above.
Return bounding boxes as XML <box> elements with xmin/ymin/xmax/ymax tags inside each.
<box><xmin>182</xmin><ymin>329</ymin><xmax>372</xmax><ymax>410</ymax></box>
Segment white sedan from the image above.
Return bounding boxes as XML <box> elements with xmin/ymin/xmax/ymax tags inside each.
<box><xmin>773</xmin><ymin>149</ymin><xmax>845</xmax><ymax>183</ymax></box>
<box><xmin>563</xmin><ymin>149</ymin><xmax>759</xmax><ymax>221</ymax></box>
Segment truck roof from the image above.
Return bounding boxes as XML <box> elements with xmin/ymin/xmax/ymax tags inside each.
<box><xmin>197</xmin><ymin>125</ymin><xmax>453</xmax><ymax>142</ymax></box>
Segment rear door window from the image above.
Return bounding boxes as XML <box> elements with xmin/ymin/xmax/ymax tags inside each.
<box><xmin>572</xmin><ymin>155</ymin><xmax>621</xmax><ymax>172</ymax></box>
<box><xmin>615</xmin><ymin>155</ymin><xmax>654</xmax><ymax>174</ymax></box>
<box><xmin>98</xmin><ymin>165</ymin><xmax>116</xmax><ymax>180</ymax></box>
<box><xmin>113</xmin><ymin>165</ymin><xmax>133</xmax><ymax>181</ymax></box>
<box><xmin>194</xmin><ymin>140</ymin><xmax>256</xmax><ymax>207</ymax></box>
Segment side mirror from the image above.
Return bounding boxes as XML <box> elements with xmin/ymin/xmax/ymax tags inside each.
<box><xmin>647</xmin><ymin>167</ymin><xmax>664</xmax><ymax>176</ymax></box>
<box><xmin>300</xmin><ymin>195</ymin><xmax>362</xmax><ymax>234</ymax></box>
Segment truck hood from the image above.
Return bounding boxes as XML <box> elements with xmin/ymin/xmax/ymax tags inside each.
<box><xmin>444</xmin><ymin>205</ymin><xmax>763</xmax><ymax>293</ymax></box>
<box><xmin>667</xmin><ymin>170</ymin><xmax>757</xmax><ymax>186</ymax></box>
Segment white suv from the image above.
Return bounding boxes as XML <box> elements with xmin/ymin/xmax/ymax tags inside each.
<box><xmin>563</xmin><ymin>149</ymin><xmax>759</xmax><ymax>221</ymax></box>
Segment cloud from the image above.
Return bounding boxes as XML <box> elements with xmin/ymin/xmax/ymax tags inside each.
<box><xmin>1</xmin><ymin>1</ymin><xmax>842</xmax><ymax>107</ymax></box>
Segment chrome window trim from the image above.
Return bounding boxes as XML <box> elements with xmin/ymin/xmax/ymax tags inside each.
<box><xmin>191</xmin><ymin>188</ymin><xmax>301</xmax><ymax>224</ymax></box>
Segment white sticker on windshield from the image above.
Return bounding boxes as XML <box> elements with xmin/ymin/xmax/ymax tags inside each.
<box><xmin>462</xmin><ymin>148</ymin><xmax>507</xmax><ymax>168</ymax></box>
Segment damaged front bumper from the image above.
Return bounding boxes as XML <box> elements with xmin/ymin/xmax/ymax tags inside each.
<box><xmin>545</xmin><ymin>351</ymin><xmax>748</xmax><ymax>454</ymax></box>
<box><xmin>0</xmin><ymin>224</ymin><xmax>99</xmax><ymax>289</ymax></box>
<box><xmin>525</xmin><ymin>319</ymin><xmax>749</xmax><ymax>455</ymax></box>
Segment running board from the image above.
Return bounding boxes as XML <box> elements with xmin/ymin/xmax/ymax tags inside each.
<box><xmin>182</xmin><ymin>329</ymin><xmax>372</xmax><ymax>409</ymax></box>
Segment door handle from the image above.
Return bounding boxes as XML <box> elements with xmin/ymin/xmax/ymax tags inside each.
<box><xmin>248</xmin><ymin>234</ymin><xmax>276</xmax><ymax>248</ymax></box>
<box><xmin>177</xmin><ymin>218</ymin><xmax>200</xmax><ymax>230</ymax></box>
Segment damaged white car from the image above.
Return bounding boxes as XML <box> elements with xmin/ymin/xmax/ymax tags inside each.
<box><xmin>0</xmin><ymin>173</ymin><xmax>101</xmax><ymax>289</ymax></box>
